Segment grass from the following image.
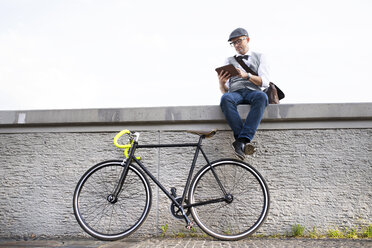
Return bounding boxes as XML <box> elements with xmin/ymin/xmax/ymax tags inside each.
<box><xmin>296</xmin><ymin>224</ymin><xmax>372</xmax><ymax>239</ymax></box>
<box><xmin>308</xmin><ymin>226</ymin><xmax>325</xmax><ymax>239</ymax></box>
<box><xmin>361</xmin><ymin>224</ymin><xmax>372</xmax><ymax>238</ymax></box>
<box><xmin>160</xmin><ymin>224</ymin><xmax>207</xmax><ymax>238</ymax></box>
<box><xmin>291</xmin><ymin>224</ymin><xmax>306</xmax><ymax>237</ymax></box>
<box><xmin>257</xmin><ymin>224</ymin><xmax>372</xmax><ymax>239</ymax></box>
<box><xmin>173</xmin><ymin>231</ymin><xmax>186</xmax><ymax>238</ymax></box>
<box><xmin>327</xmin><ymin>228</ymin><xmax>344</xmax><ymax>239</ymax></box>
<box><xmin>159</xmin><ymin>223</ymin><xmax>372</xmax><ymax>239</ymax></box>
<box><xmin>325</xmin><ymin>224</ymin><xmax>372</xmax><ymax>239</ymax></box>
<box><xmin>344</xmin><ymin>228</ymin><xmax>358</xmax><ymax>239</ymax></box>
<box><xmin>160</xmin><ymin>224</ymin><xmax>168</xmax><ymax>237</ymax></box>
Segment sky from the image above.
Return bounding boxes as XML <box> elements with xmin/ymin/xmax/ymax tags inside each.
<box><xmin>1</xmin><ymin>0</ymin><xmax>371</xmax><ymax>111</ymax></box>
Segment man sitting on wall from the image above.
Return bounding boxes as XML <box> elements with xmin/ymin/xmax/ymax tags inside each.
<box><xmin>218</xmin><ymin>28</ymin><xmax>269</xmax><ymax>160</ymax></box>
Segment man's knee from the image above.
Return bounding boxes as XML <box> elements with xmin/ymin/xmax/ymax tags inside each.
<box><xmin>220</xmin><ymin>93</ymin><xmax>234</xmax><ymax>107</ymax></box>
<box><xmin>253</xmin><ymin>91</ymin><xmax>268</xmax><ymax>106</ymax></box>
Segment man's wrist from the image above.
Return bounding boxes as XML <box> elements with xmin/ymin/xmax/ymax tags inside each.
<box><xmin>247</xmin><ymin>73</ymin><xmax>252</xmax><ymax>80</ymax></box>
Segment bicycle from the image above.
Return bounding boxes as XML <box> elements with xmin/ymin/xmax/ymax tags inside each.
<box><xmin>73</xmin><ymin>129</ymin><xmax>270</xmax><ymax>241</ymax></box>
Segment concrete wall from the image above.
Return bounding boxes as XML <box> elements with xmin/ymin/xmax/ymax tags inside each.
<box><xmin>0</xmin><ymin>103</ymin><xmax>371</xmax><ymax>239</ymax></box>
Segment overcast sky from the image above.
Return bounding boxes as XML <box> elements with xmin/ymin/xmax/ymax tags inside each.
<box><xmin>1</xmin><ymin>0</ymin><xmax>371</xmax><ymax>110</ymax></box>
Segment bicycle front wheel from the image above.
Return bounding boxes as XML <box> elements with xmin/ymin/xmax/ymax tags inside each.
<box><xmin>189</xmin><ymin>159</ymin><xmax>269</xmax><ymax>240</ymax></box>
<box><xmin>73</xmin><ymin>160</ymin><xmax>152</xmax><ymax>241</ymax></box>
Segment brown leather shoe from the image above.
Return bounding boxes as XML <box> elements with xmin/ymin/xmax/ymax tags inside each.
<box><xmin>244</xmin><ymin>143</ymin><xmax>255</xmax><ymax>155</ymax></box>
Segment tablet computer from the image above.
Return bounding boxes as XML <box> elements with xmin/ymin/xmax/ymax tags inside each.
<box><xmin>215</xmin><ymin>64</ymin><xmax>239</xmax><ymax>77</ymax></box>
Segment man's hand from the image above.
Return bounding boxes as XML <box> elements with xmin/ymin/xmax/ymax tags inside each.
<box><xmin>218</xmin><ymin>70</ymin><xmax>230</xmax><ymax>93</ymax></box>
<box><xmin>236</xmin><ymin>68</ymin><xmax>263</xmax><ymax>87</ymax></box>
<box><xmin>236</xmin><ymin>68</ymin><xmax>249</xmax><ymax>79</ymax></box>
<box><xmin>218</xmin><ymin>70</ymin><xmax>230</xmax><ymax>84</ymax></box>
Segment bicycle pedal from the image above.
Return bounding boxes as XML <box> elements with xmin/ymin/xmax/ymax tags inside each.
<box><xmin>186</xmin><ymin>222</ymin><xmax>194</xmax><ymax>230</ymax></box>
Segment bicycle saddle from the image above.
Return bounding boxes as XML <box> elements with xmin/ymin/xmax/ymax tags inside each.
<box><xmin>187</xmin><ymin>129</ymin><xmax>217</xmax><ymax>138</ymax></box>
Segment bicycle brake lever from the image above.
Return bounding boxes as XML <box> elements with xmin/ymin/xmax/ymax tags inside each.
<box><xmin>131</xmin><ymin>132</ymin><xmax>140</xmax><ymax>142</ymax></box>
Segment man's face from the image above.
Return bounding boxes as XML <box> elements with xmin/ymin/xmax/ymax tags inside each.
<box><xmin>230</xmin><ymin>36</ymin><xmax>250</xmax><ymax>55</ymax></box>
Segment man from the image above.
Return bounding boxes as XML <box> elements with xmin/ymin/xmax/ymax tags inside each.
<box><xmin>218</xmin><ymin>27</ymin><xmax>269</xmax><ymax>160</ymax></box>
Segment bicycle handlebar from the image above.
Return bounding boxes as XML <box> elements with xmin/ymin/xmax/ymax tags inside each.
<box><xmin>113</xmin><ymin>130</ymin><xmax>132</xmax><ymax>148</ymax></box>
<box><xmin>113</xmin><ymin>129</ymin><xmax>140</xmax><ymax>159</ymax></box>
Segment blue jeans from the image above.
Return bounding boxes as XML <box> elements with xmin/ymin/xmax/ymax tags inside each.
<box><xmin>220</xmin><ymin>89</ymin><xmax>268</xmax><ymax>142</ymax></box>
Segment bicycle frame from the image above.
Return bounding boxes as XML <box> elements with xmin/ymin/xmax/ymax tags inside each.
<box><xmin>112</xmin><ymin>134</ymin><xmax>228</xmax><ymax>225</ymax></box>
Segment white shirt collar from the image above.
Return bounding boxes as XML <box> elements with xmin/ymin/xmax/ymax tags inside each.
<box><xmin>236</xmin><ymin>50</ymin><xmax>252</xmax><ymax>57</ymax></box>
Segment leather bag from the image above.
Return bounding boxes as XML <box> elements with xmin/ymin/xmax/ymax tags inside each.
<box><xmin>264</xmin><ymin>82</ymin><xmax>280</xmax><ymax>104</ymax></box>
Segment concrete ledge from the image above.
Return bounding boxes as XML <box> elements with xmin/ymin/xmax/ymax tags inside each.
<box><xmin>0</xmin><ymin>103</ymin><xmax>371</xmax><ymax>133</ymax></box>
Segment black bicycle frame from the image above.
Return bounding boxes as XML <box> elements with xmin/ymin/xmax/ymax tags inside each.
<box><xmin>115</xmin><ymin>135</ymin><xmax>228</xmax><ymax>216</ymax></box>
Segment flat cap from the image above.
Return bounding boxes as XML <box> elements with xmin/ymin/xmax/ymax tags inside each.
<box><xmin>228</xmin><ymin>28</ymin><xmax>249</xmax><ymax>41</ymax></box>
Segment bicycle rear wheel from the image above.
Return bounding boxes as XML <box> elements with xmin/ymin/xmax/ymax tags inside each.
<box><xmin>73</xmin><ymin>160</ymin><xmax>151</xmax><ymax>241</ymax></box>
<box><xmin>188</xmin><ymin>159</ymin><xmax>269</xmax><ymax>240</ymax></box>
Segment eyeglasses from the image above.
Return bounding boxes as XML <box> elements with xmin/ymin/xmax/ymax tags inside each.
<box><xmin>230</xmin><ymin>37</ymin><xmax>247</xmax><ymax>47</ymax></box>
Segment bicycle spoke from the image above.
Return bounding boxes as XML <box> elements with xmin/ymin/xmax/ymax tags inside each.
<box><xmin>81</xmin><ymin>202</ymin><xmax>105</xmax><ymax>221</ymax></box>
<box><xmin>107</xmin><ymin>205</ymin><xmax>115</xmax><ymax>234</ymax></box>
<box><xmin>227</xmin><ymin>164</ymin><xmax>239</xmax><ymax>193</ymax></box>
<box><xmin>90</xmin><ymin>203</ymin><xmax>111</xmax><ymax>230</ymax></box>
<box><xmin>85</xmin><ymin>178</ymin><xmax>107</xmax><ymax>200</ymax></box>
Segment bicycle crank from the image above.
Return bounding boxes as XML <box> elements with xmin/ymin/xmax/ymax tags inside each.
<box><xmin>169</xmin><ymin>197</ymin><xmax>191</xmax><ymax>219</ymax></box>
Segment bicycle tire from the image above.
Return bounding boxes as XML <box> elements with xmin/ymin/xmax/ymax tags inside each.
<box><xmin>188</xmin><ymin>159</ymin><xmax>269</xmax><ymax>240</ymax></box>
<box><xmin>73</xmin><ymin>160</ymin><xmax>152</xmax><ymax>241</ymax></box>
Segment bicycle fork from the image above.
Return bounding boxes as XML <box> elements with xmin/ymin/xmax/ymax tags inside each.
<box><xmin>107</xmin><ymin>143</ymin><xmax>138</xmax><ymax>204</ymax></box>
<box><xmin>107</xmin><ymin>161</ymin><xmax>129</xmax><ymax>204</ymax></box>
